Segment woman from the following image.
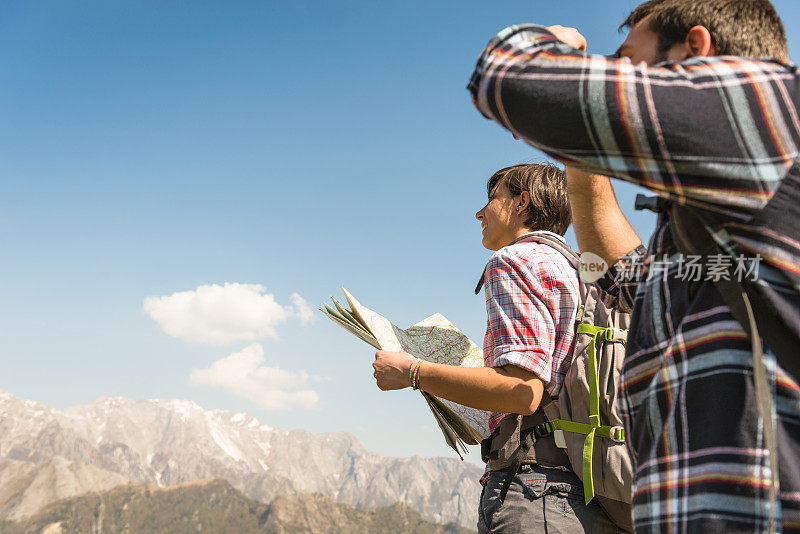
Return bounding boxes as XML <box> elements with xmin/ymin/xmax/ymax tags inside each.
<box><xmin>372</xmin><ymin>163</ymin><xmax>620</xmax><ymax>533</ymax></box>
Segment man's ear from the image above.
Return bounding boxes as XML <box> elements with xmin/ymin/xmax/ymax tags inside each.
<box><xmin>667</xmin><ymin>25</ymin><xmax>716</xmax><ymax>61</ymax></box>
<box><xmin>684</xmin><ymin>25</ymin><xmax>715</xmax><ymax>58</ymax></box>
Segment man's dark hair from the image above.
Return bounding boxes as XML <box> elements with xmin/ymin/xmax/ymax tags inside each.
<box><xmin>620</xmin><ymin>0</ymin><xmax>787</xmax><ymax>61</ymax></box>
<box><xmin>487</xmin><ymin>163</ymin><xmax>571</xmax><ymax>235</ymax></box>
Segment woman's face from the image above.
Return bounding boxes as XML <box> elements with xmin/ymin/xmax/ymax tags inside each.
<box><xmin>475</xmin><ymin>183</ymin><xmax>521</xmax><ymax>251</ymax></box>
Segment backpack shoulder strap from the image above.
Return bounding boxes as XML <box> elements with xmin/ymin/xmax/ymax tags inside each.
<box><xmin>523</xmin><ymin>233</ymin><xmax>581</xmax><ymax>270</ymax></box>
<box><xmin>475</xmin><ymin>233</ymin><xmax>581</xmax><ymax>295</ymax></box>
<box><xmin>522</xmin><ymin>234</ymin><xmax>591</xmax><ymax>306</ymax></box>
<box><xmin>669</xmin><ymin>204</ymin><xmax>800</xmax><ymax>380</ymax></box>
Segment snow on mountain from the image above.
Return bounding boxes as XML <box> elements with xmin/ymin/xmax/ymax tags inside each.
<box><xmin>0</xmin><ymin>390</ymin><xmax>481</xmax><ymax>527</ymax></box>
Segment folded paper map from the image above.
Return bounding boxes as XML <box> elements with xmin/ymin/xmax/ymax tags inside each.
<box><xmin>320</xmin><ymin>288</ymin><xmax>490</xmax><ymax>459</ymax></box>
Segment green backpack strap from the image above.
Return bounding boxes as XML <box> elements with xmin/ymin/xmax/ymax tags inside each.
<box><xmin>546</xmin><ymin>324</ymin><xmax>625</xmax><ymax>504</ymax></box>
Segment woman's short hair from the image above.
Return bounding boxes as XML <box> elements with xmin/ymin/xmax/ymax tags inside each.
<box><xmin>486</xmin><ymin>163</ymin><xmax>571</xmax><ymax>235</ymax></box>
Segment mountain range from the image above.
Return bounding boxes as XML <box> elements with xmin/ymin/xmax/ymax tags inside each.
<box><xmin>0</xmin><ymin>390</ymin><xmax>482</xmax><ymax>528</ymax></box>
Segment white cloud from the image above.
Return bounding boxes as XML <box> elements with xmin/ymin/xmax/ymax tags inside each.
<box><xmin>289</xmin><ymin>293</ymin><xmax>314</xmax><ymax>324</ymax></box>
<box><xmin>189</xmin><ymin>343</ymin><xmax>320</xmax><ymax>411</ymax></box>
<box><xmin>143</xmin><ymin>283</ymin><xmax>314</xmax><ymax>344</ymax></box>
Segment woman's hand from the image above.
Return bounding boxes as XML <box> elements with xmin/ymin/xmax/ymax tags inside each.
<box><xmin>372</xmin><ymin>350</ymin><xmax>415</xmax><ymax>390</ymax></box>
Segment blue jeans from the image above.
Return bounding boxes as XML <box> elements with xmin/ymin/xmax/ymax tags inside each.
<box><xmin>478</xmin><ymin>464</ymin><xmax>623</xmax><ymax>533</ymax></box>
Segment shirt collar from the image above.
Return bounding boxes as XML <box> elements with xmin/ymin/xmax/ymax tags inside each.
<box><xmin>474</xmin><ymin>231</ymin><xmax>567</xmax><ymax>295</ymax></box>
<box><xmin>507</xmin><ymin>230</ymin><xmax>567</xmax><ymax>247</ymax></box>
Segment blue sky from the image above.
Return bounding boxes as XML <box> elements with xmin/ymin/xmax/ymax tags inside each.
<box><xmin>2</xmin><ymin>0</ymin><xmax>799</xmax><ymax>464</ymax></box>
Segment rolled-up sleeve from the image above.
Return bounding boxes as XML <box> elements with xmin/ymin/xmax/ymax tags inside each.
<box><xmin>484</xmin><ymin>251</ymin><xmax>557</xmax><ymax>386</ymax></box>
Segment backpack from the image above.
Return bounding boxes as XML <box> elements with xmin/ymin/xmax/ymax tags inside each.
<box><xmin>477</xmin><ymin>233</ymin><xmax>633</xmax><ymax>532</ymax></box>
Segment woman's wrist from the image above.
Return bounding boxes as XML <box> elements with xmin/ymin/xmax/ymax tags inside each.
<box><xmin>410</xmin><ymin>357</ymin><xmax>423</xmax><ymax>390</ymax></box>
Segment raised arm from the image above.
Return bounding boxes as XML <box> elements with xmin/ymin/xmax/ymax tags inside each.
<box><xmin>566</xmin><ymin>167</ymin><xmax>641</xmax><ymax>267</ymax></box>
<box><xmin>468</xmin><ymin>24</ymin><xmax>800</xmax><ymax>218</ymax></box>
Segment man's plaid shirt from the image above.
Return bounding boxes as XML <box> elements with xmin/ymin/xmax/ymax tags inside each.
<box><xmin>469</xmin><ymin>25</ymin><xmax>800</xmax><ymax>533</ymax></box>
<box><xmin>480</xmin><ymin>232</ymin><xmax>580</xmax><ymax>482</ymax></box>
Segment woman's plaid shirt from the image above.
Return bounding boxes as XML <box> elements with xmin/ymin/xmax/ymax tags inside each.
<box><xmin>468</xmin><ymin>24</ymin><xmax>800</xmax><ymax>533</ymax></box>
<box><xmin>483</xmin><ymin>233</ymin><xmax>580</xmax><ymax>431</ymax></box>
<box><xmin>480</xmin><ymin>233</ymin><xmax>580</xmax><ymax>483</ymax></box>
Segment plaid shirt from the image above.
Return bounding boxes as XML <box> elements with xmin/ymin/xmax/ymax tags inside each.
<box><xmin>480</xmin><ymin>233</ymin><xmax>580</xmax><ymax>482</ymax></box>
<box><xmin>469</xmin><ymin>25</ymin><xmax>800</xmax><ymax>532</ymax></box>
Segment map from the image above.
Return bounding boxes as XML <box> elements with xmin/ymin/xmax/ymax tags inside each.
<box><xmin>320</xmin><ymin>289</ymin><xmax>491</xmax><ymax>457</ymax></box>
<box><xmin>397</xmin><ymin>314</ymin><xmax>489</xmax><ymax>438</ymax></box>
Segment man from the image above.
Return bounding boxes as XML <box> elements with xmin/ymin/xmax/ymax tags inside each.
<box><xmin>372</xmin><ymin>164</ymin><xmax>620</xmax><ymax>532</ymax></box>
<box><xmin>467</xmin><ymin>0</ymin><xmax>800</xmax><ymax>532</ymax></box>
